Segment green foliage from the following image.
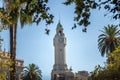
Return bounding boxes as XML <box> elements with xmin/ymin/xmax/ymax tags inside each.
<box><xmin>98</xmin><ymin>25</ymin><xmax>120</xmax><ymax>57</ymax></box>
<box><xmin>64</xmin><ymin>0</ymin><xmax>120</xmax><ymax>31</ymax></box>
<box><xmin>90</xmin><ymin>65</ymin><xmax>105</xmax><ymax>80</ymax></box>
<box><xmin>23</xmin><ymin>63</ymin><xmax>42</xmax><ymax>80</ymax></box>
<box><xmin>0</xmin><ymin>53</ymin><xmax>13</xmax><ymax>80</ymax></box>
<box><xmin>91</xmin><ymin>46</ymin><xmax>120</xmax><ymax>80</ymax></box>
<box><xmin>98</xmin><ymin>0</ymin><xmax>120</xmax><ymax>20</ymax></box>
<box><xmin>64</xmin><ymin>0</ymin><xmax>97</xmax><ymax>31</ymax></box>
<box><xmin>0</xmin><ymin>0</ymin><xmax>54</xmax><ymax>33</ymax></box>
<box><xmin>107</xmin><ymin>46</ymin><xmax>120</xmax><ymax>70</ymax></box>
<box><xmin>20</xmin><ymin>0</ymin><xmax>54</xmax><ymax>26</ymax></box>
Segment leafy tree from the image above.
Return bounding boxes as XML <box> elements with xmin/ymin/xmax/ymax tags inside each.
<box><xmin>64</xmin><ymin>0</ymin><xmax>120</xmax><ymax>30</ymax></box>
<box><xmin>98</xmin><ymin>25</ymin><xmax>120</xmax><ymax>57</ymax></box>
<box><xmin>23</xmin><ymin>63</ymin><xmax>42</xmax><ymax>80</ymax></box>
<box><xmin>106</xmin><ymin>46</ymin><xmax>120</xmax><ymax>79</ymax></box>
<box><xmin>0</xmin><ymin>53</ymin><xmax>13</xmax><ymax>80</ymax></box>
<box><xmin>90</xmin><ymin>65</ymin><xmax>105</xmax><ymax>80</ymax></box>
<box><xmin>107</xmin><ymin>46</ymin><xmax>120</xmax><ymax>71</ymax></box>
<box><xmin>91</xmin><ymin>46</ymin><xmax>120</xmax><ymax>80</ymax></box>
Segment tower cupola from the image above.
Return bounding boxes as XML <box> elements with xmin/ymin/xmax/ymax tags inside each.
<box><xmin>56</xmin><ymin>20</ymin><xmax>63</xmax><ymax>35</ymax></box>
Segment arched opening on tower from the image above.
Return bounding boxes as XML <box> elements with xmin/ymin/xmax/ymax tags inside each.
<box><xmin>59</xmin><ymin>30</ymin><xmax>62</xmax><ymax>36</ymax></box>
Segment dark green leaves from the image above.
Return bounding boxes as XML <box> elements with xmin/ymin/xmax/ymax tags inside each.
<box><xmin>98</xmin><ymin>25</ymin><xmax>120</xmax><ymax>57</ymax></box>
<box><xmin>64</xmin><ymin>0</ymin><xmax>120</xmax><ymax>31</ymax></box>
<box><xmin>23</xmin><ymin>63</ymin><xmax>42</xmax><ymax>80</ymax></box>
<box><xmin>99</xmin><ymin>0</ymin><xmax>120</xmax><ymax>20</ymax></box>
<box><xmin>64</xmin><ymin>0</ymin><xmax>97</xmax><ymax>32</ymax></box>
<box><xmin>63</xmin><ymin>0</ymin><xmax>74</xmax><ymax>5</ymax></box>
<box><xmin>23</xmin><ymin>0</ymin><xmax>54</xmax><ymax>25</ymax></box>
<box><xmin>45</xmin><ymin>28</ymin><xmax>50</xmax><ymax>35</ymax></box>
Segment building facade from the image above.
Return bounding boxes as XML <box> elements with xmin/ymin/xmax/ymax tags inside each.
<box><xmin>75</xmin><ymin>71</ymin><xmax>89</xmax><ymax>80</ymax></box>
<box><xmin>0</xmin><ymin>51</ymin><xmax>24</xmax><ymax>80</ymax></box>
<box><xmin>51</xmin><ymin>21</ymin><xmax>74</xmax><ymax>80</ymax></box>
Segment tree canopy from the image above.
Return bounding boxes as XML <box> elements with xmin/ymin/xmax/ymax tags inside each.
<box><xmin>98</xmin><ymin>25</ymin><xmax>120</xmax><ymax>57</ymax></box>
<box><xmin>23</xmin><ymin>63</ymin><xmax>42</xmax><ymax>80</ymax></box>
<box><xmin>90</xmin><ymin>46</ymin><xmax>120</xmax><ymax>80</ymax></box>
<box><xmin>64</xmin><ymin>0</ymin><xmax>120</xmax><ymax>31</ymax></box>
<box><xmin>0</xmin><ymin>0</ymin><xmax>54</xmax><ymax>34</ymax></box>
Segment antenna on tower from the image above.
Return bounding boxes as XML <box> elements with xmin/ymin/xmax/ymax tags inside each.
<box><xmin>59</xmin><ymin>13</ymin><xmax>61</xmax><ymax>23</ymax></box>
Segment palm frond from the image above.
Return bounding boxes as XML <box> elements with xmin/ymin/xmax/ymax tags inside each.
<box><xmin>23</xmin><ymin>63</ymin><xmax>42</xmax><ymax>80</ymax></box>
<box><xmin>98</xmin><ymin>24</ymin><xmax>120</xmax><ymax>57</ymax></box>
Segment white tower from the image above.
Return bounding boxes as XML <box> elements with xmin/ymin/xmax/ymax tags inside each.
<box><xmin>53</xmin><ymin>20</ymin><xmax>68</xmax><ymax>71</ymax></box>
<box><xmin>51</xmin><ymin>20</ymin><xmax>74</xmax><ymax>80</ymax></box>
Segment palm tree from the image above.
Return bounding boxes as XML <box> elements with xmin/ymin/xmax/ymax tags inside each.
<box><xmin>23</xmin><ymin>63</ymin><xmax>42</xmax><ymax>80</ymax></box>
<box><xmin>0</xmin><ymin>0</ymin><xmax>53</xmax><ymax>80</ymax></box>
<box><xmin>98</xmin><ymin>25</ymin><xmax>120</xmax><ymax>57</ymax></box>
<box><xmin>2</xmin><ymin>1</ymin><xmax>29</xmax><ymax>80</ymax></box>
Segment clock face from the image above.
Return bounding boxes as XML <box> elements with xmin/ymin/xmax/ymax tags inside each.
<box><xmin>58</xmin><ymin>38</ymin><xmax>64</xmax><ymax>43</ymax></box>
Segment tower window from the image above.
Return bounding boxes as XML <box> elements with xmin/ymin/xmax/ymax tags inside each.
<box><xmin>59</xmin><ymin>30</ymin><xmax>62</xmax><ymax>36</ymax></box>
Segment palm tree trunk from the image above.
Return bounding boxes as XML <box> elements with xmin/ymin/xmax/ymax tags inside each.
<box><xmin>110</xmin><ymin>43</ymin><xmax>114</xmax><ymax>53</ymax></box>
<box><xmin>10</xmin><ymin>24</ymin><xmax>17</xmax><ymax>80</ymax></box>
<box><xmin>13</xmin><ymin>24</ymin><xmax>17</xmax><ymax>80</ymax></box>
<box><xmin>10</xmin><ymin>25</ymin><xmax>13</xmax><ymax>80</ymax></box>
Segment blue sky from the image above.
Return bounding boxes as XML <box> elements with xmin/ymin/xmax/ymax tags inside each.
<box><xmin>0</xmin><ymin>0</ymin><xmax>119</xmax><ymax>79</ymax></box>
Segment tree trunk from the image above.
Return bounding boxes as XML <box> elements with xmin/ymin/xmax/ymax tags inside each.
<box><xmin>13</xmin><ymin>24</ymin><xmax>17</xmax><ymax>80</ymax></box>
<box><xmin>10</xmin><ymin>25</ymin><xmax>13</xmax><ymax>80</ymax></box>
<box><xmin>10</xmin><ymin>24</ymin><xmax>17</xmax><ymax>80</ymax></box>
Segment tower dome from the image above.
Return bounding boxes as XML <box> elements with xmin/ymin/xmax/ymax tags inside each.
<box><xmin>56</xmin><ymin>20</ymin><xmax>63</xmax><ymax>33</ymax></box>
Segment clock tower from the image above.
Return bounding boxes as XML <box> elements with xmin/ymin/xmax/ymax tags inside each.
<box><xmin>51</xmin><ymin>20</ymin><xmax>75</xmax><ymax>80</ymax></box>
<box><xmin>53</xmin><ymin>20</ymin><xmax>68</xmax><ymax>71</ymax></box>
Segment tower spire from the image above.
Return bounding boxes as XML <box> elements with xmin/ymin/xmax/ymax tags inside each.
<box><xmin>57</xmin><ymin>15</ymin><xmax>62</xmax><ymax>28</ymax></box>
<box><xmin>59</xmin><ymin>13</ymin><xmax>60</xmax><ymax>23</ymax></box>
